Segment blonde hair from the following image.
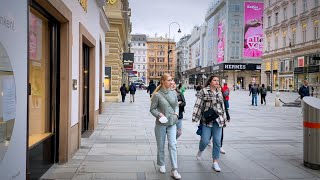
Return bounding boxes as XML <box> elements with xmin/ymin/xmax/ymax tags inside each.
<box><xmin>151</xmin><ymin>73</ymin><xmax>171</xmax><ymax>98</ymax></box>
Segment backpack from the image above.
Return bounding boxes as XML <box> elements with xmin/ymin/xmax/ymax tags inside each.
<box><xmin>130</xmin><ymin>85</ymin><xmax>135</xmax><ymax>91</ymax></box>
<box><xmin>223</xmin><ymin>89</ymin><xmax>229</xmax><ymax>97</ymax></box>
<box><xmin>261</xmin><ymin>88</ymin><xmax>267</xmax><ymax>95</ymax></box>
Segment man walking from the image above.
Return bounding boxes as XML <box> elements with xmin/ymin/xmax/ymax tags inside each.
<box><xmin>129</xmin><ymin>83</ymin><xmax>136</xmax><ymax>103</ymax></box>
<box><xmin>249</xmin><ymin>83</ymin><xmax>259</xmax><ymax>106</ymax></box>
<box><xmin>147</xmin><ymin>80</ymin><xmax>156</xmax><ymax>98</ymax></box>
<box><xmin>298</xmin><ymin>80</ymin><xmax>310</xmax><ymax>99</ymax></box>
<box><xmin>120</xmin><ymin>84</ymin><xmax>128</xmax><ymax>102</ymax></box>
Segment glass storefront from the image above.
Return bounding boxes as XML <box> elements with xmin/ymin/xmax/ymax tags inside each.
<box><xmin>28</xmin><ymin>9</ymin><xmax>52</xmax><ymax>148</ymax></box>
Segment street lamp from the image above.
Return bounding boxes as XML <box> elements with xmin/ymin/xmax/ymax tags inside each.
<box><xmin>168</xmin><ymin>22</ymin><xmax>181</xmax><ymax>72</ymax></box>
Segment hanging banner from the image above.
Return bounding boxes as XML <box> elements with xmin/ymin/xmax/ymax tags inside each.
<box><xmin>243</xmin><ymin>2</ymin><xmax>264</xmax><ymax>58</ymax></box>
<box><xmin>217</xmin><ymin>21</ymin><xmax>225</xmax><ymax>62</ymax></box>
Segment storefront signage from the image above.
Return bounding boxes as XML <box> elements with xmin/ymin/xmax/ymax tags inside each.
<box><xmin>123</xmin><ymin>53</ymin><xmax>134</xmax><ymax>71</ymax></box>
<box><xmin>212</xmin><ymin>65</ymin><xmax>220</xmax><ymax>71</ymax></box>
<box><xmin>223</xmin><ymin>63</ymin><xmax>261</xmax><ymax>71</ymax></box>
<box><xmin>0</xmin><ymin>15</ymin><xmax>15</xmax><ymax>31</ymax></box>
<box><xmin>78</xmin><ymin>0</ymin><xmax>88</xmax><ymax>12</ymax></box>
<box><xmin>224</xmin><ymin>64</ymin><xmax>246</xmax><ymax>70</ymax></box>
<box><xmin>107</xmin><ymin>0</ymin><xmax>117</xmax><ymax>5</ymax></box>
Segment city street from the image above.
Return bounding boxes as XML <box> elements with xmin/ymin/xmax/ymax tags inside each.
<box><xmin>41</xmin><ymin>89</ymin><xmax>320</xmax><ymax>180</ymax></box>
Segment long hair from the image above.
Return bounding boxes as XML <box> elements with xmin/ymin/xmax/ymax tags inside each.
<box><xmin>206</xmin><ymin>75</ymin><xmax>219</xmax><ymax>87</ymax></box>
<box><xmin>151</xmin><ymin>73</ymin><xmax>171</xmax><ymax>98</ymax></box>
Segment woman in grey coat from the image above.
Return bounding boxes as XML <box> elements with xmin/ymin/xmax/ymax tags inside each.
<box><xmin>150</xmin><ymin>73</ymin><xmax>181</xmax><ymax>179</ymax></box>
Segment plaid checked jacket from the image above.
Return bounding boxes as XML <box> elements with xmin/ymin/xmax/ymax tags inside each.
<box><xmin>192</xmin><ymin>87</ymin><xmax>227</xmax><ymax>127</ymax></box>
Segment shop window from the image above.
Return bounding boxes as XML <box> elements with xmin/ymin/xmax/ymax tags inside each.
<box><xmin>28</xmin><ymin>10</ymin><xmax>52</xmax><ymax>147</ymax></box>
<box><xmin>105</xmin><ymin>67</ymin><xmax>111</xmax><ymax>93</ymax></box>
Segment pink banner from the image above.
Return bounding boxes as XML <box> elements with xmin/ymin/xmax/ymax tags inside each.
<box><xmin>243</xmin><ymin>2</ymin><xmax>264</xmax><ymax>58</ymax></box>
<box><xmin>217</xmin><ymin>21</ymin><xmax>224</xmax><ymax>62</ymax></box>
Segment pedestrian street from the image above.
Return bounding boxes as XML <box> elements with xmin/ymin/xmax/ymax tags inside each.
<box><xmin>41</xmin><ymin>89</ymin><xmax>320</xmax><ymax>180</ymax></box>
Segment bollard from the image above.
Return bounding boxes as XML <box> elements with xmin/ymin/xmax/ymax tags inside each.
<box><xmin>275</xmin><ymin>92</ymin><xmax>280</xmax><ymax>107</ymax></box>
<box><xmin>303</xmin><ymin>97</ymin><xmax>320</xmax><ymax>170</ymax></box>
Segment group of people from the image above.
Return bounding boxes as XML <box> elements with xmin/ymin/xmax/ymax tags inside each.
<box><xmin>120</xmin><ymin>83</ymin><xmax>137</xmax><ymax>103</ymax></box>
<box><xmin>249</xmin><ymin>83</ymin><xmax>268</xmax><ymax>106</ymax></box>
<box><xmin>149</xmin><ymin>73</ymin><xmax>230</xmax><ymax>179</ymax></box>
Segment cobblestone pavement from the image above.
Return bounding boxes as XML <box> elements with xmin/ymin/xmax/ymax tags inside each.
<box><xmin>41</xmin><ymin>89</ymin><xmax>320</xmax><ymax>180</ymax></box>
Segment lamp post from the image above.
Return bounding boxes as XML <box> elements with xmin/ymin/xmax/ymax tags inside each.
<box><xmin>168</xmin><ymin>22</ymin><xmax>181</xmax><ymax>72</ymax></box>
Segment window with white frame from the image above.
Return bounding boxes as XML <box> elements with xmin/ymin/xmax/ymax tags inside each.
<box><xmin>267</xmin><ymin>39</ymin><xmax>271</xmax><ymax>51</ymax></box>
<box><xmin>283</xmin><ymin>34</ymin><xmax>286</xmax><ymax>47</ymax></box>
<box><xmin>275</xmin><ymin>12</ymin><xmax>278</xmax><ymax>24</ymax></box>
<box><xmin>143</xmin><ymin>65</ymin><xmax>145</xmax><ymax>69</ymax></box>
<box><xmin>292</xmin><ymin>30</ymin><xmax>296</xmax><ymax>45</ymax></box>
<box><xmin>283</xmin><ymin>7</ymin><xmax>287</xmax><ymax>20</ymax></box>
<box><xmin>302</xmin><ymin>27</ymin><xmax>307</xmax><ymax>43</ymax></box>
<box><xmin>138</xmin><ymin>65</ymin><xmax>140</xmax><ymax>69</ymax></box>
<box><xmin>303</xmin><ymin>0</ymin><xmax>307</xmax><ymax>12</ymax></box>
<box><xmin>315</xmin><ymin>24</ymin><xmax>319</xmax><ymax>40</ymax></box>
<box><xmin>268</xmin><ymin>16</ymin><xmax>271</xmax><ymax>27</ymax></box>
<box><xmin>275</xmin><ymin>36</ymin><xmax>278</xmax><ymax>49</ymax></box>
<box><xmin>292</xmin><ymin>2</ymin><xmax>296</xmax><ymax>16</ymax></box>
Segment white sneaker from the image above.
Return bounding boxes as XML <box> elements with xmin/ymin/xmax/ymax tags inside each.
<box><xmin>171</xmin><ymin>170</ymin><xmax>181</xmax><ymax>179</ymax></box>
<box><xmin>196</xmin><ymin>150</ymin><xmax>203</xmax><ymax>160</ymax></box>
<box><xmin>212</xmin><ymin>162</ymin><xmax>221</xmax><ymax>172</ymax></box>
<box><xmin>220</xmin><ymin>147</ymin><xmax>226</xmax><ymax>154</ymax></box>
<box><xmin>159</xmin><ymin>165</ymin><xmax>166</xmax><ymax>174</ymax></box>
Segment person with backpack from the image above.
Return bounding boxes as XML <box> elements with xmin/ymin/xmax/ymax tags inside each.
<box><xmin>120</xmin><ymin>84</ymin><xmax>128</xmax><ymax>102</ymax></box>
<box><xmin>260</xmin><ymin>84</ymin><xmax>267</xmax><ymax>105</ymax></box>
<box><xmin>221</xmin><ymin>83</ymin><xmax>230</xmax><ymax>109</ymax></box>
<box><xmin>129</xmin><ymin>83</ymin><xmax>136</xmax><ymax>103</ymax></box>
<box><xmin>147</xmin><ymin>80</ymin><xmax>157</xmax><ymax>98</ymax></box>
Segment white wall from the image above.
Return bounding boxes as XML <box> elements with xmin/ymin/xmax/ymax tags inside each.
<box><xmin>0</xmin><ymin>0</ymin><xmax>28</xmax><ymax>179</ymax></box>
<box><xmin>61</xmin><ymin>0</ymin><xmax>105</xmax><ymax>126</ymax></box>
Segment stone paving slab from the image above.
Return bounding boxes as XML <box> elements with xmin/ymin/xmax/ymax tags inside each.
<box><xmin>41</xmin><ymin>90</ymin><xmax>320</xmax><ymax>180</ymax></box>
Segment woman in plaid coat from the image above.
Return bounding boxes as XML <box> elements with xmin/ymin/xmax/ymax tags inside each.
<box><xmin>192</xmin><ymin>75</ymin><xmax>228</xmax><ymax>172</ymax></box>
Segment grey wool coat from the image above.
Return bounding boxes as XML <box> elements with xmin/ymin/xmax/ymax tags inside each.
<box><xmin>150</xmin><ymin>88</ymin><xmax>179</xmax><ymax>126</ymax></box>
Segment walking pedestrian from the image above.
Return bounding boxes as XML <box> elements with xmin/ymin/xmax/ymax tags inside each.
<box><xmin>192</xmin><ymin>75</ymin><xmax>229</xmax><ymax>172</ymax></box>
<box><xmin>249</xmin><ymin>83</ymin><xmax>259</xmax><ymax>106</ymax></box>
<box><xmin>221</xmin><ymin>83</ymin><xmax>230</xmax><ymax>109</ymax></box>
<box><xmin>129</xmin><ymin>83</ymin><xmax>136</xmax><ymax>103</ymax></box>
<box><xmin>260</xmin><ymin>84</ymin><xmax>267</xmax><ymax>105</ymax></box>
<box><xmin>150</xmin><ymin>73</ymin><xmax>181</xmax><ymax>179</ymax></box>
<box><xmin>298</xmin><ymin>80</ymin><xmax>310</xmax><ymax>99</ymax></box>
<box><xmin>172</xmin><ymin>82</ymin><xmax>186</xmax><ymax>139</ymax></box>
<box><xmin>147</xmin><ymin>80</ymin><xmax>156</xmax><ymax>98</ymax></box>
<box><xmin>178</xmin><ymin>83</ymin><xmax>186</xmax><ymax>95</ymax></box>
<box><xmin>120</xmin><ymin>84</ymin><xmax>128</xmax><ymax>102</ymax></box>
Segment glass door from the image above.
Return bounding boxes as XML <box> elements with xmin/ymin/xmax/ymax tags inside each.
<box><xmin>82</xmin><ymin>45</ymin><xmax>90</xmax><ymax>134</ymax></box>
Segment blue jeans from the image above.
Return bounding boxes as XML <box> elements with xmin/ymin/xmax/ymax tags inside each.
<box><xmin>225</xmin><ymin>100</ymin><xmax>229</xmax><ymax>109</ymax></box>
<box><xmin>199</xmin><ymin>122</ymin><xmax>222</xmax><ymax>160</ymax></box>
<box><xmin>154</xmin><ymin>124</ymin><xmax>178</xmax><ymax>169</ymax></box>
<box><xmin>251</xmin><ymin>94</ymin><xmax>257</xmax><ymax>106</ymax></box>
<box><xmin>176</xmin><ymin>119</ymin><xmax>182</xmax><ymax>139</ymax></box>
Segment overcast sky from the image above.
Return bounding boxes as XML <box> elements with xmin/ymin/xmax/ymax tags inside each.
<box><xmin>128</xmin><ymin>0</ymin><xmax>212</xmax><ymax>41</ymax></box>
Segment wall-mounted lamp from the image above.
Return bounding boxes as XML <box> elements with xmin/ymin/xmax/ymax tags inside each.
<box><xmin>73</xmin><ymin>79</ymin><xmax>78</xmax><ymax>90</ymax></box>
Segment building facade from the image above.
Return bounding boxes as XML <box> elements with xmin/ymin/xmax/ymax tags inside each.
<box><xmin>175</xmin><ymin>35</ymin><xmax>191</xmax><ymax>84</ymax></box>
<box><xmin>104</xmin><ymin>0</ymin><xmax>132</xmax><ymax>102</ymax></box>
<box><xmin>146</xmin><ymin>36</ymin><xmax>176</xmax><ymax>84</ymax></box>
<box><xmin>0</xmin><ymin>0</ymin><xmax>110</xmax><ymax>179</ymax></box>
<box><xmin>131</xmin><ymin>34</ymin><xmax>148</xmax><ymax>83</ymax></box>
<box><xmin>262</xmin><ymin>0</ymin><xmax>320</xmax><ymax>92</ymax></box>
<box><xmin>205</xmin><ymin>0</ymin><xmax>263</xmax><ymax>89</ymax></box>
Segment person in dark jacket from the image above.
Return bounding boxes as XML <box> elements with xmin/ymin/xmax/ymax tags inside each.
<box><xmin>298</xmin><ymin>80</ymin><xmax>310</xmax><ymax>99</ymax></box>
<box><xmin>120</xmin><ymin>84</ymin><xmax>128</xmax><ymax>102</ymax></box>
<box><xmin>260</xmin><ymin>84</ymin><xmax>267</xmax><ymax>105</ymax></box>
<box><xmin>147</xmin><ymin>80</ymin><xmax>157</xmax><ymax>98</ymax></box>
<box><xmin>172</xmin><ymin>81</ymin><xmax>186</xmax><ymax>139</ymax></box>
<box><xmin>129</xmin><ymin>83</ymin><xmax>136</xmax><ymax>103</ymax></box>
<box><xmin>249</xmin><ymin>83</ymin><xmax>259</xmax><ymax>106</ymax></box>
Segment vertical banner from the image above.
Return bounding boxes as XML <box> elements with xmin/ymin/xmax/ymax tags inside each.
<box><xmin>298</xmin><ymin>56</ymin><xmax>305</xmax><ymax>67</ymax></box>
<box><xmin>243</xmin><ymin>2</ymin><xmax>264</xmax><ymax>58</ymax></box>
<box><xmin>217</xmin><ymin>21</ymin><xmax>224</xmax><ymax>62</ymax></box>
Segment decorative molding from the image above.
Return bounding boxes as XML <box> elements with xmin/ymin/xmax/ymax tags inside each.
<box><xmin>266</xmin><ymin>9</ymin><xmax>272</xmax><ymax>16</ymax></box>
<box><xmin>273</xmin><ymin>5</ymin><xmax>280</xmax><ymax>12</ymax></box>
<box><xmin>281</xmin><ymin>0</ymin><xmax>289</xmax><ymax>7</ymax></box>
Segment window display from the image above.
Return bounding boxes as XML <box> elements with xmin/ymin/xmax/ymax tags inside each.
<box><xmin>0</xmin><ymin>41</ymin><xmax>16</xmax><ymax>161</ymax></box>
<box><xmin>28</xmin><ymin>10</ymin><xmax>52</xmax><ymax>148</ymax></box>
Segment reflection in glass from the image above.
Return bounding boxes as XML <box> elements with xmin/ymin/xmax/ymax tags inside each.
<box><xmin>28</xmin><ymin>10</ymin><xmax>52</xmax><ymax>149</ymax></box>
<box><xmin>0</xmin><ymin>41</ymin><xmax>16</xmax><ymax>161</ymax></box>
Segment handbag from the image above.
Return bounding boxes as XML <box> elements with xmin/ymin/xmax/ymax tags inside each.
<box><xmin>196</xmin><ymin>125</ymin><xmax>202</xmax><ymax>135</ymax></box>
<box><xmin>203</xmin><ymin>108</ymin><xmax>219</xmax><ymax>124</ymax></box>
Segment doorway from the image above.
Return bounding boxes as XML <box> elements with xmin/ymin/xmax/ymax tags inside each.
<box><xmin>82</xmin><ymin>44</ymin><xmax>90</xmax><ymax>134</ymax></box>
<box><xmin>237</xmin><ymin>77</ymin><xmax>244</xmax><ymax>89</ymax></box>
<box><xmin>28</xmin><ymin>4</ymin><xmax>60</xmax><ymax>179</ymax></box>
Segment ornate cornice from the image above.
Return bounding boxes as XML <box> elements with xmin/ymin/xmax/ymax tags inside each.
<box><xmin>280</xmin><ymin>22</ymin><xmax>288</xmax><ymax>30</ymax></box>
<box><xmin>266</xmin><ymin>9</ymin><xmax>272</xmax><ymax>16</ymax></box>
<box><xmin>273</xmin><ymin>5</ymin><xmax>280</xmax><ymax>13</ymax></box>
<box><xmin>281</xmin><ymin>0</ymin><xmax>289</xmax><ymax>7</ymax></box>
<box><xmin>299</xmin><ymin>14</ymin><xmax>309</xmax><ymax>24</ymax></box>
<box><xmin>288</xmin><ymin>17</ymin><xmax>298</xmax><ymax>27</ymax></box>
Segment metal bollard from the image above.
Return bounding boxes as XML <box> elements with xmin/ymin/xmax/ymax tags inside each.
<box><xmin>275</xmin><ymin>92</ymin><xmax>280</xmax><ymax>107</ymax></box>
<box><xmin>303</xmin><ymin>97</ymin><xmax>320</xmax><ymax>170</ymax></box>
